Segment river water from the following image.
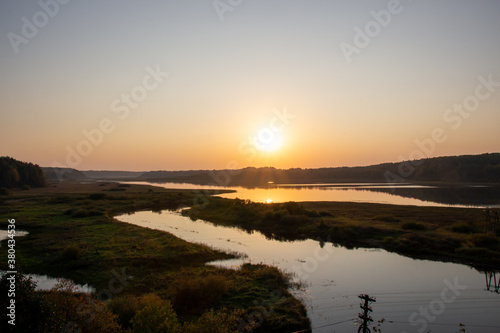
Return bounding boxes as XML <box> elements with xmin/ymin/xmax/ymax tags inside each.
<box><xmin>116</xmin><ymin>210</ymin><xmax>500</xmax><ymax>333</ymax></box>
<box><xmin>124</xmin><ymin>181</ymin><xmax>500</xmax><ymax>208</ymax></box>
<box><xmin>0</xmin><ymin>230</ymin><xmax>94</xmax><ymax>293</ymax></box>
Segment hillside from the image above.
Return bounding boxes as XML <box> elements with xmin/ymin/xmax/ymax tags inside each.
<box><xmin>83</xmin><ymin>170</ymin><xmax>144</xmax><ymax>179</ymax></box>
<box><xmin>140</xmin><ymin>153</ymin><xmax>500</xmax><ymax>186</ymax></box>
<box><xmin>42</xmin><ymin>167</ymin><xmax>87</xmax><ymax>181</ymax></box>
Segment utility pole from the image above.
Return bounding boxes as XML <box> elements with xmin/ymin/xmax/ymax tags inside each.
<box><xmin>358</xmin><ymin>294</ymin><xmax>376</xmax><ymax>333</ymax></box>
<box><xmin>484</xmin><ymin>209</ymin><xmax>491</xmax><ymax>233</ymax></box>
<box><xmin>485</xmin><ymin>271</ymin><xmax>499</xmax><ymax>294</ymax></box>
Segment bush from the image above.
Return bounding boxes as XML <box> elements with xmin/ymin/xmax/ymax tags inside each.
<box><xmin>282</xmin><ymin>202</ymin><xmax>306</xmax><ymax>215</ymax></box>
<box><xmin>373</xmin><ymin>214</ymin><xmax>400</xmax><ymax>223</ymax></box>
<box><xmin>171</xmin><ymin>275</ymin><xmax>229</xmax><ymax>316</ymax></box>
<box><xmin>45</xmin><ymin>281</ymin><xmax>122</xmax><ymax>333</ymax></box>
<box><xmin>305</xmin><ymin>210</ymin><xmax>320</xmax><ymax>218</ymax></box>
<box><xmin>89</xmin><ymin>193</ymin><xmax>107</xmax><ymax>200</ymax></box>
<box><xmin>107</xmin><ymin>188</ymin><xmax>126</xmax><ymax>192</ymax></box>
<box><xmin>50</xmin><ymin>195</ymin><xmax>74</xmax><ymax>204</ymax></box>
<box><xmin>70</xmin><ymin>208</ymin><xmax>103</xmax><ymax>218</ymax></box>
<box><xmin>381</xmin><ymin>236</ymin><xmax>397</xmax><ymax>248</ymax></box>
<box><xmin>467</xmin><ymin>234</ymin><xmax>499</xmax><ymax>248</ymax></box>
<box><xmin>108</xmin><ymin>295</ymin><xmax>140</xmax><ymax>329</ymax></box>
<box><xmin>132</xmin><ymin>294</ymin><xmax>180</xmax><ymax>333</ymax></box>
<box><xmin>450</xmin><ymin>223</ymin><xmax>477</xmax><ymax>234</ymax></box>
<box><xmin>402</xmin><ymin>222</ymin><xmax>426</xmax><ymax>231</ymax></box>
<box><xmin>61</xmin><ymin>244</ymin><xmax>81</xmax><ymax>261</ymax></box>
<box><xmin>183</xmin><ymin>307</ymin><xmax>245</xmax><ymax>333</ymax></box>
<box><xmin>21</xmin><ymin>184</ymin><xmax>31</xmax><ymax>190</ymax></box>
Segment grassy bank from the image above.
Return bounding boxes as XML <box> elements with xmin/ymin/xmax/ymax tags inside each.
<box><xmin>186</xmin><ymin>197</ymin><xmax>500</xmax><ymax>270</ymax></box>
<box><xmin>0</xmin><ymin>182</ymin><xmax>310</xmax><ymax>332</ymax></box>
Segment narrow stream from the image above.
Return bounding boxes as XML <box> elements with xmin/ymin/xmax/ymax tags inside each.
<box><xmin>116</xmin><ymin>210</ymin><xmax>500</xmax><ymax>333</ymax></box>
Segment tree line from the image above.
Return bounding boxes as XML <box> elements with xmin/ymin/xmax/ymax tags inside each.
<box><xmin>0</xmin><ymin>156</ymin><xmax>46</xmax><ymax>189</ymax></box>
<box><xmin>140</xmin><ymin>153</ymin><xmax>500</xmax><ymax>186</ymax></box>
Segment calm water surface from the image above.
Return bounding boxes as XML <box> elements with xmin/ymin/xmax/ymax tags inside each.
<box><xmin>0</xmin><ymin>231</ymin><xmax>94</xmax><ymax>293</ymax></box>
<box><xmin>116</xmin><ymin>210</ymin><xmax>500</xmax><ymax>333</ymax></box>
<box><xmin>124</xmin><ymin>181</ymin><xmax>500</xmax><ymax>208</ymax></box>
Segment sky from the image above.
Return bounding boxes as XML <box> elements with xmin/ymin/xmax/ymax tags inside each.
<box><xmin>1</xmin><ymin>0</ymin><xmax>499</xmax><ymax>171</ymax></box>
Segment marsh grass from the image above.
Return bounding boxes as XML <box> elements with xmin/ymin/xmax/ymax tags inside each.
<box><xmin>188</xmin><ymin>197</ymin><xmax>500</xmax><ymax>269</ymax></box>
<box><xmin>0</xmin><ymin>182</ymin><xmax>310</xmax><ymax>332</ymax></box>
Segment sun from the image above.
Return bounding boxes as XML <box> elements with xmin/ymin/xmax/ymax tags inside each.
<box><xmin>254</xmin><ymin>128</ymin><xmax>284</xmax><ymax>152</ymax></box>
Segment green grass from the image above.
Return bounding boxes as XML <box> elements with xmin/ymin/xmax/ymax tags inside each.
<box><xmin>0</xmin><ymin>182</ymin><xmax>310</xmax><ymax>332</ymax></box>
<box><xmin>186</xmin><ymin>197</ymin><xmax>500</xmax><ymax>269</ymax></box>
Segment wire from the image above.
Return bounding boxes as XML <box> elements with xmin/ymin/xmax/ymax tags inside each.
<box><xmin>385</xmin><ymin>320</ymin><xmax>500</xmax><ymax>329</ymax></box>
<box><xmin>292</xmin><ymin>318</ymin><xmax>357</xmax><ymax>332</ymax></box>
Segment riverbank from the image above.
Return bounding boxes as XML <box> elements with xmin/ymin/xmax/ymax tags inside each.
<box><xmin>186</xmin><ymin>197</ymin><xmax>500</xmax><ymax>270</ymax></box>
<box><xmin>0</xmin><ymin>182</ymin><xmax>310</xmax><ymax>332</ymax></box>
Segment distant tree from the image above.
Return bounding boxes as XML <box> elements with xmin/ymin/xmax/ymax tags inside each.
<box><xmin>0</xmin><ymin>156</ymin><xmax>46</xmax><ymax>189</ymax></box>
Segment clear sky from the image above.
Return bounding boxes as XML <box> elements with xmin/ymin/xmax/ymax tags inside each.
<box><xmin>1</xmin><ymin>0</ymin><xmax>499</xmax><ymax>171</ymax></box>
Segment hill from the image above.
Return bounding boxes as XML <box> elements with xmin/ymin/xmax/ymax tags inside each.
<box><xmin>83</xmin><ymin>170</ymin><xmax>144</xmax><ymax>179</ymax></box>
<box><xmin>140</xmin><ymin>153</ymin><xmax>500</xmax><ymax>186</ymax></box>
<box><xmin>42</xmin><ymin>167</ymin><xmax>87</xmax><ymax>181</ymax></box>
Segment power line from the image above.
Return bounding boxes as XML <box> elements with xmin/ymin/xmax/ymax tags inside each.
<box><xmin>292</xmin><ymin>318</ymin><xmax>356</xmax><ymax>333</ymax></box>
<box><xmin>385</xmin><ymin>320</ymin><xmax>500</xmax><ymax>329</ymax></box>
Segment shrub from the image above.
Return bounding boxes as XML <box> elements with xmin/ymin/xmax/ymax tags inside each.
<box><xmin>107</xmin><ymin>188</ymin><xmax>126</xmax><ymax>192</ymax></box>
<box><xmin>373</xmin><ymin>214</ymin><xmax>400</xmax><ymax>223</ymax></box>
<box><xmin>0</xmin><ymin>187</ymin><xmax>8</xmax><ymax>195</ymax></box>
<box><xmin>70</xmin><ymin>208</ymin><xmax>103</xmax><ymax>218</ymax></box>
<box><xmin>21</xmin><ymin>184</ymin><xmax>31</xmax><ymax>190</ymax></box>
<box><xmin>45</xmin><ymin>283</ymin><xmax>122</xmax><ymax>333</ymax></box>
<box><xmin>61</xmin><ymin>244</ymin><xmax>81</xmax><ymax>261</ymax></box>
<box><xmin>381</xmin><ymin>236</ymin><xmax>397</xmax><ymax>248</ymax></box>
<box><xmin>171</xmin><ymin>275</ymin><xmax>229</xmax><ymax>316</ymax></box>
<box><xmin>183</xmin><ymin>307</ymin><xmax>245</xmax><ymax>333</ymax></box>
<box><xmin>318</xmin><ymin>220</ymin><xmax>328</xmax><ymax>229</ymax></box>
<box><xmin>305</xmin><ymin>210</ymin><xmax>320</xmax><ymax>218</ymax></box>
<box><xmin>108</xmin><ymin>295</ymin><xmax>140</xmax><ymax>329</ymax></box>
<box><xmin>402</xmin><ymin>222</ymin><xmax>426</xmax><ymax>231</ymax></box>
<box><xmin>282</xmin><ymin>202</ymin><xmax>305</xmax><ymax>215</ymax></box>
<box><xmin>467</xmin><ymin>234</ymin><xmax>499</xmax><ymax>248</ymax></box>
<box><xmin>450</xmin><ymin>223</ymin><xmax>477</xmax><ymax>234</ymax></box>
<box><xmin>132</xmin><ymin>294</ymin><xmax>180</xmax><ymax>333</ymax></box>
<box><xmin>50</xmin><ymin>195</ymin><xmax>74</xmax><ymax>204</ymax></box>
<box><xmin>89</xmin><ymin>193</ymin><xmax>107</xmax><ymax>200</ymax></box>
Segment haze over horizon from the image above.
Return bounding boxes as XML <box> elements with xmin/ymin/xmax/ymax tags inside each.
<box><xmin>1</xmin><ymin>1</ymin><xmax>499</xmax><ymax>171</ymax></box>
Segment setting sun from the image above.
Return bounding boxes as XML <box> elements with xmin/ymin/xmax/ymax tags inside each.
<box><xmin>254</xmin><ymin>128</ymin><xmax>284</xmax><ymax>152</ymax></box>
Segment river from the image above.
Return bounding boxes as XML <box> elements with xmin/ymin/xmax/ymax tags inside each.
<box><xmin>116</xmin><ymin>209</ymin><xmax>500</xmax><ymax>333</ymax></box>
<box><xmin>123</xmin><ymin>181</ymin><xmax>500</xmax><ymax>208</ymax></box>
